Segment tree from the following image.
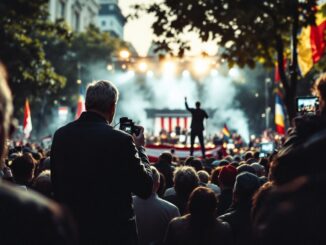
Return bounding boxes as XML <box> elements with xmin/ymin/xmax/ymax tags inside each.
<box><xmin>132</xmin><ymin>0</ymin><xmax>318</xmax><ymax>123</ymax></box>
<box><xmin>0</xmin><ymin>0</ymin><xmax>70</xmax><ymax>118</ymax></box>
<box><xmin>44</xmin><ymin>24</ymin><xmax>127</xmax><ymax>110</ymax></box>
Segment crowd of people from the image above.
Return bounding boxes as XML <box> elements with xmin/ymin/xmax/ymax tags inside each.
<box><xmin>1</xmin><ymin>62</ymin><xmax>326</xmax><ymax>245</ymax></box>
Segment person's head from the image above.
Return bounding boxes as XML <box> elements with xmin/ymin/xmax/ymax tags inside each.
<box><xmin>186</xmin><ymin>158</ymin><xmax>203</xmax><ymax>172</ymax></box>
<box><xmin>252</xmin><ymin>176</ymin><xmax>326</xmax><ymax>245</ymax></box>
<box><xmin>150</xmin><ymin>166</ymin><xmax>160</xmax><ymax>194</ymax></box>
<box><xmin>187</xmin><ymin>187</ymin><xmax>217</xmax><ymax>221</ymax></box>
<box><xmin>10</xmin><ymin>153</ymin><xmax>36</xmax><ymax>185</ymax></box>
<box><xmin>32</xmin><ymin>170</ymin><xmax>52</xmax><ymax>198</ymax></box>
<box><xmin>173</xmin><ymin>166</ymin><xmax>199</xmax><ymax>199</ymax></box>
<box><xmin>158</xmin><ymin>152</ymin><xmax>173</xmax><ymax>164</ymax></box>
<box><xmin>251</xmin><ymin>163</ymin><xmax>266</xmax><ymax>177</ymax></box>
<box><xmin>233</xmin><ymin>172</ymin><xmax>260</xmax><ymax>205</ymax></box>
<box><xmin>197</xmin><ymin>170</ymin><xmax>209</xmax><ymax>184</ymax></box>
<box><xmin>85</xmin><ymin>80</ymin><xmax>119</xmax><ymax>123</ymax></box>
<box><xmin>313</xmin><ymin>72</ymin><xmax>326</xmax><ymax>112</ymax></box>
<box><xmin>244</xmin><ymin>151</ymin><xmax>254</xmax><ymax>161</ymax></box>
<box><xmin>184</xmin><ymin>156</ymin><xmax>195</xmax><ymax>166</ymax></box>
<box><xmin>195</xmin><ymin>101</ymin><xmax>200</xmax><ymax>108</ymax></box>
<box><xmin>0</xmin><ymin>63</ymin><xmax>13</xmax><ymax>163</ymax></box>
<box><xmin>210</xmin><ymin>166</ymin><xmax>223</xmax><ymax>186</ymax></box>
<box><xmin>236</xmin><ymin>164</ymin><xmax>256</xmax><ymax>175</ymax></box>
<box><xmin>218</xmin><ymin>165</ymin><xmax>237</xmax><ymax>189</ymax></box>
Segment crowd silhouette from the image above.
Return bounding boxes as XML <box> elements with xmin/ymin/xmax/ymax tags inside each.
<box><xmin>1</xmin><ymin>63</ymin><xmax>326</xmax><ymax>245</ymax></box>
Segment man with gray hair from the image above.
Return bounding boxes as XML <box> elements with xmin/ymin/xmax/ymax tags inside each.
<box><xmin>51</xmin><ymin>80</ymin><xmax>153</xmax><ymax>244</ymax></box>
<box><xmin>133</xmin><ymin>166</ymin><xmax>180</xmax><ymax>245</ymax></box>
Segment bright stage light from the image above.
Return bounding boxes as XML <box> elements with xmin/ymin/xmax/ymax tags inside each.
<box><xmin>182</xmin><ymin>70</ymin><xmax>190</xmax><ymax>77</ymax></box>
<box><xmin>147</xmin><ymin>70</ymin><xmax>154</xmax><ymax>78</ymax></box>
<box><xmin>138</xmin><ymin>61</ymin><xmax>148</xmax><ymax>73</ymax></box>
<box><xmin>229</xmin><ymin>67</ymin><xmax>240</xmax><ymax>80</ymax></box>
<box><xmin>119</xmin><ymin>50</ymin><xmax>130</xmax><ymax>60</ymax></box>
<box><xmin>192</xmin><ymin>58</ymin><xmax>210</xmax><ymax>75</ymax></box>
<box><xmin>127</xmin><ymin>70</ymin><xmax>135</xmax><ymax>78</ymax></box>
<box><xmin>107</xmin><ymin>64</ymin><xmax>113</xmax><ymax>71</ymax></box>
<box><xmin>162</xmin><ymin>61</ymin><xmax>176</xmax><ymax>75</ymax></box>
<box><xmin>210</xmin><ymin>69</ymin><xmax>218</xmax><ymax>76</ymax></box>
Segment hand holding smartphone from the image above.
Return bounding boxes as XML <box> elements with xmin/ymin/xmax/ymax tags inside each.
<box><xmin>296</xmin><ymin>96</ymin><xmax>319</xmax><ymax>116</ymax></box>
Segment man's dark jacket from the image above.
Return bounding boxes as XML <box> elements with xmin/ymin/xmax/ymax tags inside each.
<box><xmin>185</xmin><ymin>102</ymin><xmax>208</xmax><ymax>132</ymax></box>
<box><xmin>51</xmin><ymin>111</ymin><xmax>153</xmax><ymax>245</ymax></box>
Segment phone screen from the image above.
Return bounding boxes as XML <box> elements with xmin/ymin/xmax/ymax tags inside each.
<box><xmin>296</xmin><ymin>96</ymin><xmax>319</xmax><ymax>115</ymax></box>
<box><xmin>260</xmin><ymin>142</ymin><xmax>274</xmax><ymax>154</ymax></box>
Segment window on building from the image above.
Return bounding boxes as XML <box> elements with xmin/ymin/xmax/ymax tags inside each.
<box><xmin>109</xmin><ymin>5</ymin><xmax>114</xmax><ymax>10</ymax></box>
<box><xmin>102</xmin><ymin>20</ymin><xmax>106</xmax><ymax>26</ymax></box>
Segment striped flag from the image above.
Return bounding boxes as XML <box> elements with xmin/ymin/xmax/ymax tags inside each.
<box><xmin>298</xmin><ymin>4</ymin><xmax>326</xmax><ymax>76</ymax></box>
<box><xmin>222</xmin><ymin>124</ymin><xmax>231</xmax><ymax>139</ymax></box>
<box><xmin>23</xmin><ymin>99</ymin><xmax>32</xmax><ymax>138</ymax></box>
<box><xmin>75</xmin><ymin>88</ymin><xmax>85</xmax><ymax>119</ymax></box>
<box><xmin>275</xmin><ymin>94</ymin><xmax>286</xmax><ymax>135</ymax></box>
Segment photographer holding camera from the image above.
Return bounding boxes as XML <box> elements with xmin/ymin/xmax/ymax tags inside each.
<box><xmin>51</xmin><ymin>80</ymin><xmax>153</xmax><ymax>245</ymax></box>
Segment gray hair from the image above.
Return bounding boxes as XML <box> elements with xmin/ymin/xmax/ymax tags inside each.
<box><xmin>150</xmin><ymin>166</ymin><xmax>160</xmax><ymax>185</ymax></box>
<box><xmin>85</xmin><ymin>80</ymin><xmax>119</xmax><ymax>113</ymax></box>
<box><xmin>0</xmin><ymin>64</ymin><xmax>13</xmax><ymax>162</ymax></box>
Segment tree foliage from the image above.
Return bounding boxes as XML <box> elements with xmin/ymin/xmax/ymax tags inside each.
<box><xmin>0</xmin><ymin>0</ymin><xmax>70</xmax><ymax>117</ymax></box>
<box><xmin>0</xmin><ymin>0</ymin><xmax>127</xmax><ymax>136</ymax></box>
<box><xmin>132</xmin><ymin>0</ymin><xmax>319</xmax><ymax>122</ymax></box>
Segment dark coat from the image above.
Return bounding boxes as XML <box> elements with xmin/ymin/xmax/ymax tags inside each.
<box><xmin>51</xmin><ymin>111</ymin><xmax>153</xmax><ymax>245</ymax></box>
<box><xmin>0</xmin><ymin>181</ymin><xmax>76</xmax><ymax>245</ymax></box>
<box><xmin>164</xmin><ymin>214</ymin><xmax>232</xmax><ymax>245</ymax></box>
<box><xmin>219</xmin><ymin>203</ymin><xmax>253</xmax><ymax>245</ymax></box>
<box><xmin>217</xmin><ymin>188</ymin><xmax>233</xmax><ymax>216</ymax></box>
<box><xmin>185</xmin><ymin>102</ymin><xmax>208</xmax><ymax>132</ymax></box>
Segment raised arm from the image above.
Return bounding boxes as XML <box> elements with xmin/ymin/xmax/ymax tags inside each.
<box><xmin>185</xmin><ymin>97</ymin><xmax>192</xmax><ymax>112</ymax></box>
<box><xmin>204</xmin><ymin>110</ymin><xmax>209</xmax><ymax>119</ymax></box>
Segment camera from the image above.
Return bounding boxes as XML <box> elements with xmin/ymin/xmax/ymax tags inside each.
<box><xmin>296</xmin><ymin>96</ymin><xmax>319</xmax><ymax>115</ymax></box>
<box><xmin>119</xmin><ymin>117</ymin><xmax>141</xmax><ymax>136</ymax></box>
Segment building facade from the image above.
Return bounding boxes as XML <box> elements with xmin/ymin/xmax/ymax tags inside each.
<box><xmin>48</xmin><ymin>0</ymin><xmax>100</xmax><ymax>32</ymax></box>
<box><xmin>97</xmin><ymin>0</ymin><xmax>125</xmax><ymax>39</ymax></box>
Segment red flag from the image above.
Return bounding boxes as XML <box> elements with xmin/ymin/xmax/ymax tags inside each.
<box><xmin>23</xmin><ymin>99</ymin><xmax>32</xmax><ymax>138</ymax></box>
<box><xmin>298</xmin><ymin>4</ymin><xmax>326</xmax><ymax>76</ymax></box>
<box><xmin>75</xmin><ymin>92</ymin><xmax>85</xmax><ymax>119</ymax></box>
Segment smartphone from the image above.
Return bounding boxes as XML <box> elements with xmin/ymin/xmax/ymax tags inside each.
<box><xmin>296</xmin><ymin>96</ymin><xmax>319</xmax><ymax>115</ymax></box>
<box><xmin>260</xmin><ymin>142</ymin><xmax>274</xmax><ymax>154</ymax></box>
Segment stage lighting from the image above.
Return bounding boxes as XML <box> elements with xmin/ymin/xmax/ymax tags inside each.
<box><xmin>162</xmin><ymin>61</ymin><xmax>176</xmax><ymax>74</ymax></box>
<box><xmin>119</xmin><ymin>50</ymin><xmax>130</xmax><ymax>60</ymax></box>
<box><xmin>147</xmin><ymin>70</ymin><xmax>154</xmax><ymax>78</ymax></box>
<box><xmin>138</xmin><ymin>61</ymin><xmax>148</xmax><ymax>73</ymax></box>
<box><xmin>182</xmin><ymin>70</ymin><xmax>190</xmax><ymax>77</ymax></box>
<box><xmin>107</xmin><ymin>64</ymin><xmax>113</xmax><ymax>71</ymax></box>
<box><xmin>210</xmin><ymin>69</ymin><xmax>218</xmax><ymax>76</ymax></box>
<box><xmin>192</xmin><ymin>58</ymin><xmax>210</xmax><ymax>75</ymax></box>
<box><xmin>229</xmin><ymin>67</ymin><xmax>240</xmax><ymax>80</ymax></box>
<box><xmin>127</xmin><ymin>70</ymin><xmax>135</xmax><ymax>78</ymax></box>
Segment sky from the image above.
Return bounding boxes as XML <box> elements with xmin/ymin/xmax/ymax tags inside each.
<box><xmin>119</xmin><ymin>0</ymin><xmax>218</xmax><ymax>57</ymax></box>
